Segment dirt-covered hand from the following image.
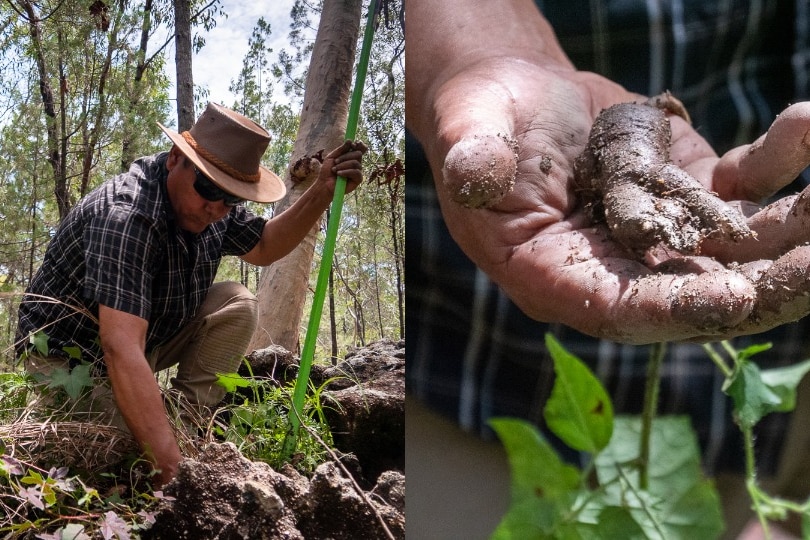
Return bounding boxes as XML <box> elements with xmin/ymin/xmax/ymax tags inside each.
<box><xmin>408</xmin><ymin>0</ymin><xmax>810</xmax><ymax>344</ymax></box>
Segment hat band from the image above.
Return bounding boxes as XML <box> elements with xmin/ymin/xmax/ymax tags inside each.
<box><xmin>181</xmin><ymin>131</ymin><xmax>261</xmax><ymax>183</ymax></box>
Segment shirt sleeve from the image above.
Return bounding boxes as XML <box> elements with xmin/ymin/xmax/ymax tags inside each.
<box><xmin>221</xmin><ymin>205</ymin><xmax>267</xmax><ymax>256</ymax></box>
<box><xmin>82</xmin><ymin>205</ymin><xmax>160</xmax><ymax>320</ymax></box>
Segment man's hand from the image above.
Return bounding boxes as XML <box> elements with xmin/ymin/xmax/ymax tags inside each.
<box><xmin>318</xmin><ymin>140</ymin><xmax>368</xmax><ymax>195</ymax></box>
<box><xmin>408</xmin><ymin>0</ymin><xmax>810</xmax><ymax>343</ymax></box>
<box><xmin>98</xmin><ymin>305</ymin><xmax>182</xmax><ymax>488</ymax></box>
<box><xmin>241</xmin><ymin>140</ymin><xmax>369</xmax><ymax>267</ymax></box>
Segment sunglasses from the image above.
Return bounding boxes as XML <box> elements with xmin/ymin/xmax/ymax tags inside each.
<box><xmin>193</xmin><ymin>168</ymin><xmax>246</xmax><ymax>206</ymax></box>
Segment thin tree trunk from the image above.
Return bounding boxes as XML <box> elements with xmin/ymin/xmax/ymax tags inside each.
<box><xmin>174</xmin><ymin>0</ymin><xmax>194</xmax><ymax>130</ymax></box>
<box><xmin>20</xmin><ymin>0</ymin><xmax>68</xmax><ymax>219</ymax></box>
<box><xmin>121</xmin><ymin>0</ymin><xmax>154</xmax><ymax>171</ymax></box>
<box><xmin>389</xmin><ymin>178</ymin><xmax>404</xmax><ymax>339</ymax></box>
<box><xmin>249</xmin><ymin>0</ymin><xmax>362</xmax><ymax>353</ymax></box>
<box><xmin>80</xmin><ymin>11</ymin><xmax>119</xmax><ymax>196</ymax></box>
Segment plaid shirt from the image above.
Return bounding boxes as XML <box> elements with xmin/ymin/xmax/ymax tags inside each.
<box><xmin>407</xmin><ymin>0</ymin><xmax>810</xmax><ymax>476</ymax></box>
<box><xmin>16</xmin><ymin>152</ymin><xmax>266</xmax><ymax>362</ymax></box>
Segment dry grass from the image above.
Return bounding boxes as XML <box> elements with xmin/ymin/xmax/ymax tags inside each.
<box><xmin>0</xmin><ymin>419</ymin><xmax>137</xmax><ymax>473</ymax></box>
<box><xmin>0</xmin><ymin>387</ymin><xmax>208</xmax><ymax>476</ymax></box>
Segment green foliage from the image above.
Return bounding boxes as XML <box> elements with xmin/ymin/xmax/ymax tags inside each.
<box><xmin>722</xmin><ymin>352</ymin><xmax>810</xmax><ymax>428</ymax></box>
<box><xmin>595</xmin><ymin>417</ymin><xmax>723</xmax><ymax>539</ymax></box>
<box><xmin>44</xmin><ymin>363</ymin><xmax>93</xmax><ymax>402</ymax></box>
<box><xmin>0</xmin><ymin>371</ymin><xmax>33</xmax><ymax>422</ymax></box>
<box><xmin>490</xmin><ymin>335</ymin><xmax>724</xmax><ymax>539</ymax></box>
<box><xmin>493</xmin><ymin>337</ymin><xmax>810</xmax><ymax>539</ymax></box>
<box><xmin>214</xmin><ymin>368</ymin><xmax>336</xmax><ymax>473</ymax></box>
<box><xmin>543</xmin><ymin>334</ymin><xmax>613</xmax><ymax>453</ymax></box>
<box><xmin>0</xmin><ymin>455</ymin><xmax>165</xmax><ymax>538</ymax></box>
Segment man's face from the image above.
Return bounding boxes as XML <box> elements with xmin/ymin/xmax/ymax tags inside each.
<box><xmin>166</xmin><ymin>147</ymin><xmax>235</xmax><ymax>233</ymax></box>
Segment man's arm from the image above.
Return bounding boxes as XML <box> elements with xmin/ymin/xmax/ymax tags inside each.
<box><xmin>240</xmin><ymin>141</ymin><xmax>366</xmax><ymax>267</ymax></box>
<box><xmin>98</xmin><ymin>305</ymin><xmax>181</xmax><ymax>488</ymax></box>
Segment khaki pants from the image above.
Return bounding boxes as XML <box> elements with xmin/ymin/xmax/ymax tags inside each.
<box><xmin>25</xmin><ymin>281</ymin><xmax>259</xmax><ymax>429</ymax></box>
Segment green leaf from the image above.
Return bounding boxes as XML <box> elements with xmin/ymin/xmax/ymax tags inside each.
<box><xmin>216</xmin><ymin>372</ymin><xmax>252</xmax><ymax>393</ymax></box>
<box><xmin>62</xmin><ymin>345</ymin><xmax>82</xmax><ymax>361</ymax></box>
<box><xmin>737</xmin><ymin>342</ymin><xmax>772</xmax><ymax>362</ymax></box>
<box><xmin>489</xmin><ymin>417</ymin><xmax>580</xmax><ymax>503</ymax></box>
<box><xmin>759</xmin><ymin>359</ymin><xmax>810</xmax><ymax>413</ymax></box>
<box><xmin>30</xmin><ymin>331</ymin><xmax>50</xmax><ymax>356</ymax></box>
<box><xmin>722</xmin><ymin>359</ymin><xmax>801</xmax><ymax>428</ymax></box>
<box><xmin>489</xmin><ymin>495</ymin><xmax>572</xmax><ymax>539</ymax></box>
<box><xmin>595</xmin><ymin>416</ymin><xmax>724</xmax><ymax>540</ymax></box>
<box><xmin>21</xmin><ymin>470</ymin><xmax>44</xmax><ymax>485</ymax></box>
<box><xmin>543</xmin><ymin>334</ymin><xmax>613</xmax><ymax>452</ymax></box>
<box><xmin>46</xmin><ymin>363</ymin><xmax>92</xmax><ymax>401</ymax></box>
<box><xmin>595</xmin><ymin>506</ymin><xmax>647</xmax><ymax>539</ymax></box>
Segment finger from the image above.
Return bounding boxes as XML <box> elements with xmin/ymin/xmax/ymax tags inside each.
<box><xmin>334</xmin><ymin>169</ymin><xmax>362</xmax><ymax>182</ymax></box>
<box><xmin>431</xmin><ymin>69</ymin><xmax>519</xmax><ymax>208</ymax></box>
<box><xmin>324</xmin><ymin>140</ymin><xmax>357</xmax><ymax>160</ymax></box>
<box><xmin>332</xmin><ymin>160</ymin><xmax>363</xmax><ymax>174</ymax></box>
<box><xmin>713</xmin><ymin>102</ymin><xmax>810</xmax><ymax>202</ymax></box>
<box><xmin>498</xmin><ymin>230</ymin><xmax>756</xmax><ymax>344</ymax></box>
<box><xmin>334</xmin><ymin>152</ymin><xmax>365</xmax><ymax>165</ymax></box>
<box><xmin>703</xmin><ymin>187</ymin><xmax>810</xmax><ymax>263</ymax></box>
<box><xmin>350</xmin><ymin>140</ymin><xmax>368</xmax><ymax>153</ymax></box>
<box><xmin>729</xmin><ymin>245</ymin><xmax>810</xmax><ymax>335</ymax></box>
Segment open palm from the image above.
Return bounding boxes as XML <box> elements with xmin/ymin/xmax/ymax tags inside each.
<box><xmin>418</xmin><ymin>55</ymin><xmax>810</xmax><ymax>343</ymax></box>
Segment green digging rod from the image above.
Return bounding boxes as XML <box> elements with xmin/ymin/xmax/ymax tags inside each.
<box><xmin>282</xmin><ymin>0</ymin><xmax>379</xmax><ymax>461</ymax></box>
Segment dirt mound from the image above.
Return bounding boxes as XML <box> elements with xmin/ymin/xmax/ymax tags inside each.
<box><xmin>143</xmin><ymin>339</ymin><xmax>407</xmax><ymax>538</ymax></box>
<box><xmin>144</xmin><ymin>442</ymin><xmax>404</xmax><ymax>539</ymax></box>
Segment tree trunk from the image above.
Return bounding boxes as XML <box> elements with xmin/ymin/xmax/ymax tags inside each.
<box><xmin>121</xmin><ymin>0</ymin><xmax>154</xmax><ymax>171</ymax></box>
<box><xmin>80</xmin><ymin>10</ymin><xmax>119</xmax><ymax>196</ymax></box>
<box><xmin>248</xmin><ymin>0</ymin><xmax>363</xmax><ymax>353</ymax></box>
<box><xmin>174</xmin><ymin>0</ymin><xmax>194</xmax><ymax>130</ymax></box>
<box><xmin>20</xmin><ymin>0</ymin><xmax>68</xmax><ymax>219</ymax></box>
<box><xmin>389</xmin><ymin>176</ymin><xmax>405</xmax><ymax>339</ymax></box>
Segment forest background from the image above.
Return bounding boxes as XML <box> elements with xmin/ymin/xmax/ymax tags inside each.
<box><xmin>0</xmin><ymin>0</ymin><xmax>405</xmax><ymax>367</ymax></box>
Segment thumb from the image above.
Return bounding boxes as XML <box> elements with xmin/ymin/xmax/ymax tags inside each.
<box><xmin>443</xmin><ymin>133</ymin><xmax>519</xmax><ymax>208</ymax></box>
<box><xmin>433</xmin><ymin>77</ymin><xmax>519</xmax><ymax>208</ymax></box>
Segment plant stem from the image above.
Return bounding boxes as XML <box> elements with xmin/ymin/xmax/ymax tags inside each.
<box><xmin>701</xmin><ymin>342</ymin><xmax>734</xmax><ymax>378</ymax></box>
<box><xmin>639</xmin><ymin>342</ymin><xmax>666</xmax><ymax>491</ymax></box>
<box><xmin>743</xmin><ymin>426</ymin><xmax>773</xmax><ymax>539</ymax></box>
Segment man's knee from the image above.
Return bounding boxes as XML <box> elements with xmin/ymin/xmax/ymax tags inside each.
<box><xmin>204</xmin><ymin>281</ymin><xmax>259</xmax><ymax>330</ymax></box>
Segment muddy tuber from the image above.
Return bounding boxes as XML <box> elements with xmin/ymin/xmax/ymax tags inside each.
<box><xmin>574</xmin><ymin>93</ymin><xmax>755</xmax><ymax>255</ymax></box>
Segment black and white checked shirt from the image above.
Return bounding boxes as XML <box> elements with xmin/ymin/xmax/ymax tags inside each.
<box><xmin>16</xmin><ymin>152</ymin><xmax>266</xmax><ymax>362</ymax></box>
<box><xmin>407</xmin><ymin>0</ymin><xmax>810</xmax><ymax>476</ymax></box>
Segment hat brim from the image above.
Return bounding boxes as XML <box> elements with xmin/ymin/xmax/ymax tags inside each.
<box><xmin>158</xmin><ymin>123</ymin><xmax>287</xmax><ymax>203</ymax></box>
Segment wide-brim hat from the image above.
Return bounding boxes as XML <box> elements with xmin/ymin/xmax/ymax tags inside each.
<box><xmin>158</xmin><ymin>102</ymin><xmax>286</xmax><ymax>203</ymax></box>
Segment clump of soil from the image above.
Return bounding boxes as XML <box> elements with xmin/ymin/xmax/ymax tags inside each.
<box><xmin>574</xmin><ymin>92</ymin><xmax>754</xmax><ymax>254</ymax></box>
<box><xmin>143</xmin><ymin>442</ymin><xmax>404</xmax><ymax>540</ymax></box>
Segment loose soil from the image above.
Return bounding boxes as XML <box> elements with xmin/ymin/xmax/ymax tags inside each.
<box><xmin>145</xmin><ymin>339</ymin><xmax>405</xmax><ymax>539</ymax></box>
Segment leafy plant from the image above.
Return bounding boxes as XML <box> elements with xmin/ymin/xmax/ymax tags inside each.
<box><xmin>489</xmin><ymin>334</ymin><xmax>810</xmax><ymax>539</ymax></box>
<box><xmin>704</xmin><ymin>341</ymin><xmax>810</xmax><ymax>537</ymax></box>
<box><xmin>215</xmin><ymin>365</ymin><xmax>338</xmax><ymax>473</ymax></box>
<box><xmin>0</xmin><ymin>454</ymin><xmax>165</xmax><ymax>539</ymax></box>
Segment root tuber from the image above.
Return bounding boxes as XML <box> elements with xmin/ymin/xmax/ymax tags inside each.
<box><xmin>574</xmin><ymin>93</ymin><xmax>754</xmax><ymax>254</ymax></box>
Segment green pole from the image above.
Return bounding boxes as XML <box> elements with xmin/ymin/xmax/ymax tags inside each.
<box><xmin>282</xmin><ymin>0</ymin><xmax>378</xmax><ymax>461</ymax></box>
